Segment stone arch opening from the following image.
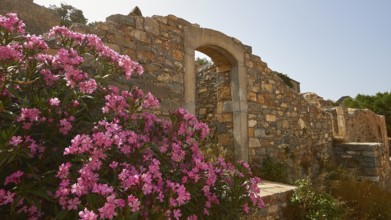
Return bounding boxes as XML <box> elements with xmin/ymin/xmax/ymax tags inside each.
<box><xmin>195</xmin><ymin>48</ymin><xmax>235</xmax><ymax>159</ymax></box>
<box><xmin>184</xmin><ymin>27</ymin><xmax>248</xmax><ymax>161</ymax></box>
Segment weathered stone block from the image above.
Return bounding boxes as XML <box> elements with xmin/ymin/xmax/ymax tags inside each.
<box><xmin>249</xmin><ymin>138</ymin><xmax>261</xmax><ymax>148</ymax></box>
<box><xmin>223</xmin><ymin>101</ymin><xmax>232</xmax><ymax>112</ymax></box>
<box><xmin>217</xmin><ymin>86</ymin><xmax>231</xmax><ymax>100</ymax></box>
<box><xmin>262</xmin><ymin>83</ymin><xmax>273</xmax><ymax>92</ymax></box>
<box><xmin>248</xmin><ymin>128</ymin><xmax>254</xmax><ymax>138</ymax></box>
<box><xmin>131</xmin><ymin>30</ymin><xmax>150</xmax><ymax>43</ymax></box>
<box><xmin>216</xmin><ymin>113</ymin><xmax>232</xmax><ymax>122</ymax></box>
<box><xmin>144</xmin><ymin>17</ymin><xmax>159</xmax><ymax>35</ymax></box>
<box><xmin>156</xmin><ymin>73</ymin><xmax>172</xmax><ymax>82</ymax></box>
<box><xmin>248</xmin><ymin>120</ymin><xmax>257</xmax><ymax>128</ymax></box>
<box><xmin>282</xmin><ymin>120</ymin><xmax>289</xmax><ymax>129</ymax></box>
<box><xmin>218</xmin><ymin>134</ymin><xmax>233</xmax><ymax>145</ymax></box>
<box><xmin>106</xmin><ymin>14</ymin><xmax>135</xmax><ymax>26</ymax></box>
<box><xmin>171</xmin><ymin>49</ymin><xmax>184</xmax><ymax>61</ymax></box>
<box><xmin>137</xmin><ymin>50</ymin><xmax>155</xmax><ymax>61</ymax></box>
<box><xmin>248</xmin><ymin>91</ymin><xmax>257</xmax><ymax>102</ymax></box>
<box><xmin>266</xmin><ymin>115</ymin><xmax>277</xmax><ymax>122</ymax></box>
<box><xmin>254</xmin><ymin>129</ymin><xmax>266</xmax><ymax>137</ymax></box>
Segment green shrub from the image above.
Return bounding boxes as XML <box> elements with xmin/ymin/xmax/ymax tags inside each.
<box><xmin>258</xmin><ymin>156</ymin><xmax>289</xmax><ymax>183</ymax></box>
<box><xmin>287</xmin><ymin>179</ymin><xmax>343</xmax><ymax>220</ymax></box>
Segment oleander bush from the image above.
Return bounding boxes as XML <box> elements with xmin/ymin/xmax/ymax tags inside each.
<box><xmin>0</xmin><ymin>13</ymin><xmax>264</xmax><ymax>219</ymax></box>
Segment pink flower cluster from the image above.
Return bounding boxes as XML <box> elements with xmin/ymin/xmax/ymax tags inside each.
<box><xmin>54</xmin><ymin>106</ymin><xmax>263</xmax><ymax>219</ymax></box>
<box><xmin>9</xmin><ymin>135</ymin><xmax>45</xmax><ymax>157</ymax></box>
<box><xmin>24</xmin><ymin>35</ymin><xmax>48</xmax><ymax>51</ymax></box>
<box><xmin>0</xmin><ymin>14</ymin><xmax>264</xmax><ymax>219</ymax></box>
<box><xmin>0</xmin><ymin>45</ymin><xmax>22</xmax><ymax>61</ymax></box>
<box><xmin>49</xmin><ymin>26</ymin><xmax>144</xmax><ymax>79</ymax></box>
<box><xmin>0</xmin><ymin>13</ymin><xmax>25</xmax><ymax>33</ymax></box>
<box><xmin>0</xmin><ymin>189</ymin><xmax>15</xmax><ymax>206</ymax></box>
<box><xmin>4</xmin><ymin>171</ymin><xmax>24</xmax><ymax>186</ymax></box>
<box><xmin>17</xmin><ymin>108</ymin><xmax>42</xmax><ymax>130</ymax></box>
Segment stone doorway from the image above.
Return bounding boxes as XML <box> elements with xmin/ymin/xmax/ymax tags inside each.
<box><xmin>184</xmin><ymin>26</ymin><xmax>248</xmax><ymax>161</ymax></box>
<box><xmin>195</xmin><ymin>51</ymin><xmax>234</xmax><ymax>157</ymax></box>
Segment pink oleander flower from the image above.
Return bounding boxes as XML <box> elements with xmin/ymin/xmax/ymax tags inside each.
<box><xmin>4</xmin><ymin>170</ymin><xmax>24</xmax><ymax>185</ymax></box>
<box><xmin>54</xmin><ymin>48</ymin><xmax>84</xmax><ymax>66</ymax></box>
<box><xmin>0</xmin><ymin>45</ymin><xmax>22</xmax><ymax>61</ymax></box>
<box><xmin>49</xmin><ymin>97</ymin><xmax>61</xmax><ymax>107</ymax></box>
<box><xmin>57</xmin><ymin>162</ymin><xmax>72</xmax><ymax>179</ymax></box>
<box><xmin>64</xmin><ymin>134</ymin><xmax>93</xmax><ymax>155</ymax></box>
<box><xmin>0</xmin><ymin>13</ymin><xmax>25</xmax><ymax>33</ymax></box>
<box><xmin>9</xmin><ymin>136</ymin><xmax>22</xmax><ymax>146</ymax></box>
<box><xmin>64</xmin><ymin>66</ymin><xmax>88</xmax><ymax>88</ymax></box>
<box><xmin>59</xmin><ymin>118</ymin><xmax>72</xmax><ymax>135</ymax></box>
<box><xmin>92</xmin><ymin>132</ymin><xmax>112</xmax><ymax>148</ymax></box>
<box><xmin>98</xmin><ymin>200</ymin><xmax>117</xmax><ymax>219</ymax></box>
<box><xmin>127</xmin><ymin>195</ymin><xmax>141</xmax><ymax>212</ymax></box>
<box><xmin>24</xmin><ymin>34</ymin><xmax>48</xmax><ymax>51</ymax></box>
<box><xmin>17</xmin><ymin>108</ymin><xmax>42</xmax><ymax>130</ymax></box>
<box><xmin>0</xmin><ymin>189</ymin><xmax>15</xmax><ymax>206</ymax></box>
<box><xmin>67</xmin><ymin>197</ymin><xmax>81</xmax><ymax>210</ymax></box>
<box><xmin>73</xmin><ymin>100</ymin><xmax>80</xmax><ymax>107</ymax></box>
<box><xmin>243</xmin><ymin>202</ymin><xmax>250</xmax><ymax>214</ymax></box>
<box><xmin>49</xmin><ymin>26</ymin><xmax>84</xmax><ymax>43</ymax></box>
<box><xmin>173</xmin><ymin>209</ymin><xmax>182</xmax><ymax>220</ymax></box>
<box><xmin>40</xmin><ymin>69</ymin><xmax>59</xmax><ymax>86</ymax></box>
<box><xmin>79</xmin><ymin>208</ymin><xmax>98</xmax><ymax>220</ymax></box>
<box><xmin>187</xmin><ymin>214</ymin><xmax>198</xmax><ymax>220</ymax></box>
<box><xmin>92</xmin><ymin>183</ymin><xmax>113</xmax><ymax>196</ymax></box>
<box><xmin>79</xmin><ymin>79</ymin><xmax>97</xmax><ymax>94</ymax></box>
<box><xmin>49</xmin><ymin>26</ymin><xmax>143</xmax><ymax>79</ymax></box>
<box><xmin>17</xmin><ymin>108</ymin><xmax>41</xmax><ymax>123</ymax></box>
<box><xmin>142</xmin><ymin>92</ymin><xmax>159</xmax><ymax>108</ymax></box>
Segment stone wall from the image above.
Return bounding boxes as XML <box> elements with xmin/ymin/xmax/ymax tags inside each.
<box><xmin>334</xmin><ymin>143</ymin><xmax>390</xmax><ymax>187</ymax></box>
<box><xmin>0</xmin><ymin>0</ymin><xmax>60</xmax><ymax>34</ymax></box>
<box><xmin>2</xmin><ymin>1</ymin><xmax>389</xmax><ymax>184</ymax></box>
<box><xmin>345</xmin><ymin>108</ymin><xmax>388</xmax><ymax>145</ymax></box>
<box><xmin>70</xmin><ymin>12</ymin><xmax>336</xmax><ymax>180</ymax></box>
<box><xmin>245</xmin><ymin>58</ymin><xmax>334</xmax><ymax>178</ymax></box>
<box><xmin>196</xmin><ymin>65</ymin><xmax>234</xmax><ymax>151</ymax></box>
<box><xmin>244</xmin><ymin>190</ymin><xmax>293</xmax><ymax>220</ymax></box>
<box><xmin>328</xmin><ymin>108</ymin><xmax>391</xmax><ymax>187</ymax></box>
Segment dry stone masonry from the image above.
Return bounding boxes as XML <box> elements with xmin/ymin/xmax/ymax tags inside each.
<box><xmin>196</xmin><ymin>65</ymin><xmax>235</xmax><ymax>154</ymax></box>
<box><xmin>69</xmin><ymin>8</ymin><xmax>391</xmax><ymax>186</ymax></box>
<box><xmin>3</xmin><ymin>0</ymin><xmax>390</xmax><ymax>189</ymax></box>
<box><xmin>3</xmin><ymin>2</ymin><xmax>391</xmax><ymax>219</ymax></box>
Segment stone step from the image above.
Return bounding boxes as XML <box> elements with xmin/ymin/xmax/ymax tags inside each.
<box><xmin>243</xmin><ymin>181</ymin><xmax>296</xmax><ymax>220</ymax></box>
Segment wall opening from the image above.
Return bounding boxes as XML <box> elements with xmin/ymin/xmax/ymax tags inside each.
<box><xmin>184</xmin><ymin>27</ymin><xmax>249</xmax><ymax>161</ymax></box>
<box><xmin>194</xmin><ymin>50</ymin><xmax>234</xmax><ymax>159</ymax></box>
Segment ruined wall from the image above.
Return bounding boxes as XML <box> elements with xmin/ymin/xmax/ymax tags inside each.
<box><xmin>70</xmin><ymin>12</ymin><xmax>335</xmax><ymax>179</ymax></box>
<box><xmin>328</xmin><ymin>108</ymin><xmax>391</xmax><ymax>187</ymax></box>
<box><xmin>345</xmin><ymin>108</ymin><xmax>388</xmax><ymax>144</ymax></box>
<box><xmin>334</xmin><ymin>143</ymin><xmax>390</xmax><ymax>188</ymax></box>
<box><xmin>0</xmin><ymin>0</ymin><xmax>60</xmax><ymax>34</ymax></box>
<box><xmin>2</xmin><ymin>1</ymin><xmax>389</xmax><ymax>183</ymax></box>
<box><xmin>244</xmin><ymin>55</ymin><xmax>334</xmax><ymax>178</ymax></box>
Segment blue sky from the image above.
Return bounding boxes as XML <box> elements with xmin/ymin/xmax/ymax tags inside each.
<box><xmin>34</xmin><ymin>0</ymin><xmax>391</xmax><ymax>101</ymax></box>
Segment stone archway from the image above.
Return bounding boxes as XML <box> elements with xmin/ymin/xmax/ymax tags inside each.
<box><xmin>184</xmin><ymin>26</ymin><xmax>248</xmax><ymax>161</ymax></box>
